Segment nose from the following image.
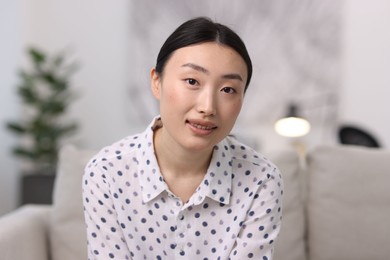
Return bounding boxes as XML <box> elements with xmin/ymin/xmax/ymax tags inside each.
<box><xmin>197</xmin><ymin>88</ymin><xmax>217</xmax><ymax>116</ymax></box>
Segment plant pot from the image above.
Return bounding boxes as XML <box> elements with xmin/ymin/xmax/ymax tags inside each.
<box><xmin>20</xmin><ymin>174</ymin><xmax>55</xmax><ymax>205</ymax></box>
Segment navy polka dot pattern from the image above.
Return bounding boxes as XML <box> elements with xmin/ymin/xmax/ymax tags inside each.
<box><xmin>82</xmin><ymin>117</ymin><xmax>283</xmax><ymax>259</ymax></box>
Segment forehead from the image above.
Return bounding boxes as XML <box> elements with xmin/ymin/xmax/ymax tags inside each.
<box><xmin>165</xmin><ymin>42</ymin><xmax>247</xmax><ymax>76</ymax></box>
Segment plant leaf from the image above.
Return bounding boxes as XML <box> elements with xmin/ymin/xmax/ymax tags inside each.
<box><xmin>28</xmin><ymin>47</ymin><xmax>46</xmax><ymax>65</ymax></box>
<box><xmin>6</xmin><ymin>122</ymin><xmax>27</xmax><ymax>134</ymax></box>
<box><xmin>12</xmin><ymin>147</ymin><xmax>37</xmax><ymax>160</ymax></box>
<box><xmin>41</xmin><ymin>100</ymin><xmax>65</xmax><ymax>115</ymax></box>
<box><xmin>18</xmin><ymin>84</ymin><xmax>38</xmax><ymax>104</ymax></box>
<box><xmin>58</xmin><ymin>123</ymin><xmax>78</xmax><ymax>136</ymax></box>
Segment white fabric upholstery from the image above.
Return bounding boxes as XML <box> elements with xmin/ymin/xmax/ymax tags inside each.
<box><xmin>269</xmin><ymin>148</ymin><xmax>307</xmax><ymax>260</ymax></box>
<box><xmin>307</xmin><ymin>145</ymin><xmax>390</xmax><ymax>260</ymax></box>
<box><xmin>50</xmin><ymin>145</ymin><xmax>97</xmax><ymax>260</ymax></box>
<box><xmin>0</xmin><ymin>205</ymin><xmax>51</xmax><ymax>260</ymax></box>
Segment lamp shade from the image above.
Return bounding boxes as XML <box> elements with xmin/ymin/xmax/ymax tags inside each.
<box><xmin>274</xmin><ymin>104</ymin><xmax>311</xmax><ymax>137</ymax></box>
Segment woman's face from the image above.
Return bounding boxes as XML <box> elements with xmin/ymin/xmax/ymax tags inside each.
<box><xmin>151</xmin><ymin>42</ymin><xmax>247</xmax><ymax>153</ymax></box>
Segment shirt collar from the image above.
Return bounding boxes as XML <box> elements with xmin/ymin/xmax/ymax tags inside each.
<box><xmin>138</xmin><ymin>116</ymin><xmax>233</xmax><ymax>205</ymax></box>
<box><xmin>194</xmin><ymin>140</ymin><xmax>233</xmax><ymax>205</ymax></box>
<box><xmin>138</xmin><ymin>117</ymin><xmax>168</xmax><ymax>203</ymax></box>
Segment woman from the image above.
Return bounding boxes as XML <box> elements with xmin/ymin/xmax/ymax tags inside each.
<box><xmin>83</xmin><ymin>17</ymin><xmax>283</xmax><ymax>260</ymax></box>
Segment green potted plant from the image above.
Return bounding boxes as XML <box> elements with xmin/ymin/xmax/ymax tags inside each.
<box><xmin>6</xmin><ymin>47</ymin><xmax>79</xmax><ymax>204</ymax></box>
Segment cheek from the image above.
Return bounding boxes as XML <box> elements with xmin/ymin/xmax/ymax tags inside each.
<box><xmin>166</xmin><ymin>91</ymin><xmax>183</xmax><ymax>104</ymax></box>
<box><xmin>159</xmin><ymin>81</ymin><xmax>176</xmax><ymax>102</ymax></box>
<box><xmin>217</xmin><ymin>99</ymin><xmax>242</xmax><ymax>124</ymax></box>
<box><xmin>226</xmin><ymin>99</ymin><xmax>243</xmax><ymax>115</ymax></box>
<box><xmin>165</xmin><ymin>86</ymin><xmax>191</xmax><ymax>104</ymax></box>
<box><xmin>160</xmin><ymin>85</ymin><xmax>189</xmax><ymax>110</ymax></box>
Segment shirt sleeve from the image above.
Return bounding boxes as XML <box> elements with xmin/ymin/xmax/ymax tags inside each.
<box><xmin>229</xmin><ymin>167</ymin><xmax>283</xmax><ymax>260</ymax></box>
<box><xmin>82</xmin><ymin>159</ymin><xmax>131</xmax><ymax>260</ymax></box>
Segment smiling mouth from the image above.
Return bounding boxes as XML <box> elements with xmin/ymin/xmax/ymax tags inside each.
<box><xmin>186</xmin><ymin>120</ymin><xmax>218</xmax><ymax>131</ymax></box>
<box><xmin>190</xmin><ymin>123</ymin><xmax>216</xmax><ymax>130</ymax></box>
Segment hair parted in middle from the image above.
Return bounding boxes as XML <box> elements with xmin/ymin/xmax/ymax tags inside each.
<box><xmin>155</xmin><ymin>17</ymin><xmax>253</xmax><ymax>92</ymax></box>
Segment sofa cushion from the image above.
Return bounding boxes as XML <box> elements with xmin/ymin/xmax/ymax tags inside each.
<box><xmin>0</xmin><ymin>205</ymin><xmax>51</xmax><ymax>260</ymax></box>
<box><xmin>307</xmin><ymin>145</ymin><xmax>390</xmax><ymax>260</ymax></box>
<box><xmin>50</xmin><ymin>145</ymin><xmax>97</xmax><ymax>260</ymax></box>
<box><xmin>267</xmin><ymin>148</ymin><xmax>307</xmax><ymax>260</ymax></box>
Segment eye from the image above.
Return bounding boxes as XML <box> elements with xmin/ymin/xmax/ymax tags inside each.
<box><xmin>185</xmin><ymin>78</ymin><xmax>198</xmax><ymax>86</ymax></box>
<box><xmin>221</xmin><ymin>87</ymin><xmax>236</xmax><ymax>94</ymax></box>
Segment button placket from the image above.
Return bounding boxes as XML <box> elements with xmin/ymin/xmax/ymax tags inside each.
<box><xmin>175</xmin><ymin>209</ymin><xmax>187</xmax><ymax>257</ymax></box>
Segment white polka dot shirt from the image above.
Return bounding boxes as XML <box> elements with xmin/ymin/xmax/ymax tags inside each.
<box><xmin>82</xmin><ymin>117</ymin><xmax>283</xmax><ymax>260</ymax></box>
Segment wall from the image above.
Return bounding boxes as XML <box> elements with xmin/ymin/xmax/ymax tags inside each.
<box><xmin>0</xmin><ymin>0</ymin><xmax>133</xmax><ymax>215</ymax></box>
<box><xmin>22</xmin><ymin>0</ymin><xmax>137</xmax><ymax>149</ymax></box>
<box><xmin>0</xmin><ymin>1</ymin><xmax>24</xmax><ymax>216</ymax></box>
<box><xmin>1</xmin><ymin>0</ymin><xmax>390</xmax><ymax>215</ymax></box>
<box><xmin>339</xmin><ymin>0</ymin><xmax>390</xmax><ymax>148</ymax></box>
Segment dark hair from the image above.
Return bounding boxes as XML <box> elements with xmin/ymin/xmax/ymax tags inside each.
<box><xmin>155</xmin><ymin>17</ymin><xmax>253</xmax><ymax>91</ymax></box>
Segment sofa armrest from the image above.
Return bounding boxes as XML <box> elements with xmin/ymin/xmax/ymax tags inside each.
<box><xmin>0</xmin><ymin>204</ymin><xmax>52</xmax><ymax>260</ymax></box>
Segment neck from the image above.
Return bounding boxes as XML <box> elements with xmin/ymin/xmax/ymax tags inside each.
<box><xmin>153</xmin><ymin>127</ymin><xmax>213</xmax><ymax>178</ymax></box>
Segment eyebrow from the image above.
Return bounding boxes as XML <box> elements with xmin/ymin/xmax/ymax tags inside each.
<box><xmin>181</xmin><ymin>63</ymin><xmax>243</xmax><ymax>82</ymax></box>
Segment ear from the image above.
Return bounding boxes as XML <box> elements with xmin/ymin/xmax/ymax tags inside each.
<box><xmin>150</xmin><ymin>67</ymin><xmax>161</xmax><ymax>100</ymax></box>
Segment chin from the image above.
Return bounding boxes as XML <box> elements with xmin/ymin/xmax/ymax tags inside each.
<box><xmin>181</xmin><ymin>136</ymin><xmax>222</xmax><ymax>152</ymax></box>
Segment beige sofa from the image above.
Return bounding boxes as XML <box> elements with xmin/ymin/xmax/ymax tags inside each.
<box><xmin>0</xmin><ymin>144</ymin><xmax>389</xmax><ymax>260</ymax></box>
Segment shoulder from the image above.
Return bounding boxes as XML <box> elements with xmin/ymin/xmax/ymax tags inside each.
<box><xmin>225</xmin><ymin>136</ymin><xmax>276</xmax><ymax>168</ymax></box>
<box><xmin>85</xmin><ymin>133</ymin><xmax>143</xmax><ymax>170</ymax></box>
<box><xmin>224</xmin><ymin>136</ymin><xmax>282</xmax><ymax>182</ymax></box>
<box><xmin>84</xmin><ymin>116</ymin><xmax>159</xmax><ymax>176</ymax></box>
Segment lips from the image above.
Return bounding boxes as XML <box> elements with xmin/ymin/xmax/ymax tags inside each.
<box><xmin>190</xmin><ymin>122</ymin><xmax>216</xmax><ymax>130</ymax></box>
<box><xmin>186</xmin><ymin>119</ymin><xmax>217</xmax><ymax>134</ymax></box>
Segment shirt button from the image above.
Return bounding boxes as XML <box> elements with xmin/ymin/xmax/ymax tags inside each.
<box><xmin>179</xmin><ymin>214</ymin><xmax>184</xmax><ymax>221</ymax></box>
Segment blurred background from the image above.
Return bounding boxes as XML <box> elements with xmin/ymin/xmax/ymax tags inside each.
<box><xmin>1</xmin><ymin>0</ymin><xmax>389</xmax><ymax>215</ymax></box>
